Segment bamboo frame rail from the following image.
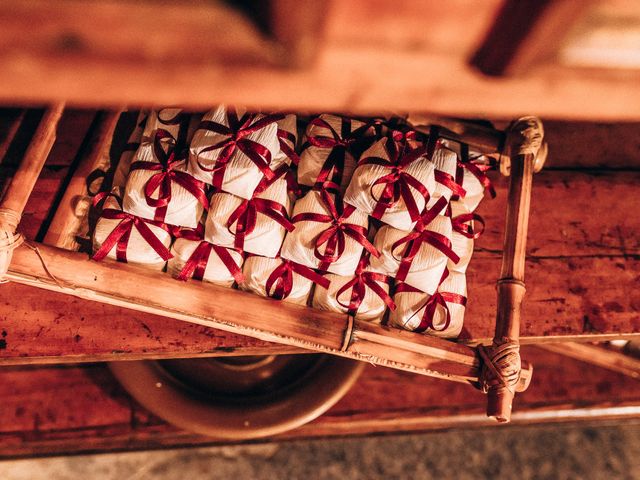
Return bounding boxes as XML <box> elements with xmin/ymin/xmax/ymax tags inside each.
<box><xmin>0</xmin><ymin>109</ymin><xmax>544</xmax><ymax>422</ymax></box>
<box><xmin>0</xmin><ymin>103</ymin><xmax>65</xmax><ymax>279</ymax></box>
<box><xmin>44</xmin><ymin>110</ymin><xmax>123</xmax><ymax>250</ymax></box>
<box><xmin>479</xmin><ymin>117</ymin><xmax>544</xmax><ymax>422</ymax></box>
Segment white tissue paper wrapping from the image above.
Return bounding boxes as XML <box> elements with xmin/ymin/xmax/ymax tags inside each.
<box><xmin>240</xmin><ymin>256</ymin><xmax>313</xmax><ymax>305</ymax></box>
<box><xmin>369</xmin><ymin>215</ymin><xmax>453</xmax><ymax>295</ymax></box>
<box><xmin>274</xmin><ymin>114</ymin><xmax>298</xmax><ymax>166</ymax></box>
<box><xmin>280</xmin><ymin>190</ymin><xmax>370</xmax><ymax>275</ymax></box>
<box><xmin>204</xmin><ymin>177</ymin><xmax>292</xmax><ymax>258</ymax></box>
<box><xmin>312</xmin><ymin>273</ymin><xmax>390</xmax><ymax>322</ymax></box>
<box><xmin>454</xmin><ymin>164</ymin><xmax>486</xmax><ymax>214</ymax></box>
<box><xmin>425</xmin><ymin>145</ymin><xmax>459</xmax><ymax>211</ymax></box>
<box><xmin>122</xmin><ymin>142</ymin><xmax>205</xmax><ymax>228</ymax></box>
<box><xmin>167</xmin><ymin>238</ymin><xmax>244</xmax><ymax>287</ymax></box>
<box><xmin>92</xmin><ymin>190</ymin><xmax>172</xmax><ymax>270</ymax></box>
<box><xmin>142</xmin><ymin>108</ymin><xmax>186</xmax><ymax>142</ymax></box>
<box><xmin>298</xmin><ymin>114</ymin><xmax>370</xmax><ymax>191</ymax></box>
<box><xmin>390</xmin><ymin>271</ymin><xmax>467</xmax><ymax>339</ymax></box>
<box><xmin>188</xmin><ymin>106</ymin><xmax>281</xmax><ymax>199</ymax></box>
<box><xmin>344</xmin><ymin>137</ymin><xmax>436</xmax><ymax>231</ymax></box>
<box><xmin>112</xmin><ymin>110</ymin><xmax>148</xmax><ymax>189</ymax></box>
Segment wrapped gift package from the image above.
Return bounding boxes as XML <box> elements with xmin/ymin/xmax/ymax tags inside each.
<box><xmin>142</xmin><ymin>108</ymin><xmax>188</xmax><ymax>143</ymax></box>
<box><xmin>275</xmin><ymin>114</ymin><xmax>299</xmax><ymax>166</ymax></box>
<box><xmin>389</xmin><ymin>270</ymin><xmax>467</xmax><ymax>339</ymax></box>
<box><xmin>369</xmin><ymin>214</ymin><xmax>457</xmax><ymax>295</ymax></box>
<box><xmin>297</xmin><ymin>114</ymin><xmax>375</xmax><ymax>192</ymax></box>
<box><xmin>92</xmin><ymin>190</ymin><xmax>173</xmax><ymax>270</ymax></box>
<box><xmin>312</xmin><ymin>255</ymin><xmax>395</xmax><ymax>322</ymax></box>
<box><xmin>204</xmin><ymin>175</ymin><xmax>294</xmax><ymax>258</ymax></box>
<box><xmin>280</xmin><ymin>189</ymin><xmax>376</xmax><ymax>275</ymax></box>
<box><xmin>122</xmin><ymin>130</ymin><xmax>208</xmax><ymax>228</ymax></box>
<box><xmin>168</xmin><ymin>236</ymin><xmax>244</xmax><ymax>287</ymax></box>
<box><xmin>427</xmin><ymin>145</ymin><xmax>466</xmax><ymax>210</ymax></box>
<box><xmin>240</xmin><ymin>255</ymin><xmax>328</xmax><ymax>305</ymax></box>
<box><xmin>449</xmin><ymin>210</ymin><xmax>484</xmax><ymax>273</ymax></box>
<box><xmin>188</xmin><ymin>106</ymin><xmax>282</xmax><ymax>199</ymax></box>
<box><xmin>344</xmin><ymin>134</ymin><xmax>436</xmax><ymax>231</ymax></box>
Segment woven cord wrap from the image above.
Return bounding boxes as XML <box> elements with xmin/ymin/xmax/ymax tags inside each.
<box><xmin>0</xmin><ymin>208</ymin><xmax>23</xmax><ymax>283</ymax></box>
<box><xmin>477</xmin><ymin>340</ymin><xmax>521</xmax><ymax>395</ymax></box>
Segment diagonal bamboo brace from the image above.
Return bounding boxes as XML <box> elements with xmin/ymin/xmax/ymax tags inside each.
<box><xmin>479</xmin><ymin>116</ymin><xmax>545</xmax><ymax>422</ymax></box>
<box><xmin>0</xmin><ymin>103</ymin><xmax>65</xmax><ymax>280</ymax></box>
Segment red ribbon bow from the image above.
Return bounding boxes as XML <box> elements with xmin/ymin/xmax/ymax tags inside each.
<box><xmin>306</xmin><ymin>116</ymin><xmax>375</xmax><ymax>192</ymax></box>
<box><xmin>335</xmin><ymin>255</ymin><xmax>396</xmax><ymax>316</ymax></box>
<box><xmin>194</xmin><ymin>108</ymin><xmax>284</xmax><ymax>188</ymax></box>
<box><xmin>265</xmin><ymin>259</ymin><xmax>330</xmax><ymax>300</ymax></box>
<box><xmin>92</xmin><ymin>207</ymin><xmax>172</xmax><ymax>263</ymax></box>
<box><xmin>129</xmin><ymin>129</ymin><xmax>209</xmax><ymax>223</ymax></box>
<box><xmin>292</xmin><ymin>190</ymin><xmax>379</xmax><ymax>271</ymax></box>
<box><xmin>453</xmin><ymin>143</ymin><xmax>496</xmax><ymax>201</ymax></box>
<box><xmin>359</xmin><ymin>131</ymin><xmax>433</xmax><ymax>223</ymax></box>
<box><xmin>391</xmin><ymin>216</ymin><xmax>460</xmax><ymax>282</ymax></box>
<box><xmin>396</xmin><ymin>281</ymin><xmax>467</xmax><ymax>333</ymax></box>
<box><xmin>171</xmin><ymin>225</ymin><xmax>245</xmax><ymax>283</ymax></box>
<box><xmin>224</xmin><ymin>166</ymin><xmax>296</xmax><ymax>251</ymax></box>
<box><xmin>277</xmin><ymin>128</ymin><xmax>300</xmax><ymax>166</ymax></box>
<box><xmin>451</xmin><ymin>212</ymin><xmax>485</xmax><ymax>239</ymax></box>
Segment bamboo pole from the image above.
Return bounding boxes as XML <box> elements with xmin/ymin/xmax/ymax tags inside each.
<box><xmin>44</xmin><ymin>110</ymin><xmax>123</xmax><ymax>250</ymax></box>
<box><xmin>4</xmin><ymin>240</ymin><xmax>532</xmax><ymax>387</ymax></box>
<box><xmin>479</xmin><ymin>116</ymin><xmax>544</xmax><ymax>422</ymax></box>
<box><xmin>0</xmin><ymin>103</ymin><xmax>65</xmax><ymax>279</ymax></box>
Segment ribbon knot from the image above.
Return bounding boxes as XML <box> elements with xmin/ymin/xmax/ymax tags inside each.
<box><xmin>194</xmin><ymin>108</ymin><xmax>284</xmax><ymax>188</ymax></box>
<box><xmin>292</xmin><ymin>191</ymin><xmax>379</xmax><ymax>271</ymax></box>
<box><xmin>396</xmin><ymin>280</ymin><xmax>467</xmax><ymax>333</ymax></box>
<box><xmin>265</xmin><ymin>259</ymin><xmax>330</xmax><ymax>300</ymax></box>
<box><xmin>392</xmin><ymin>217</ymin><xmax>460</xmax><ymax>282</ymax></box>
<box><xmin>334</xmin><ymin>255</ymin><xmax>396</xmax><ymax>316</ymax></box>
<box><xmin>307</xmin><ymin>116</ymin><xmax>377</xmax><ymax>191</ymax></box>
<box><xmin>92</xmin><ymin>208</ymin><xmax>172</xmax><ymax>263</ymax></box>
<box><xmin>130</xmin><ymin>129</ymin><xmax>209</xmax><ymax>223</ymax></box>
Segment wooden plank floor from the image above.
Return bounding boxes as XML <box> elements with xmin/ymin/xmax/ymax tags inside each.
<box><xmin>1</xmin><ymin>346</ymin><xmax>640</xmax><ymax>458</ymax></box>
<box><xmin>1</xmin><ymin>110</ymin><xmax>639</xmax><ymax>364</ymax></box>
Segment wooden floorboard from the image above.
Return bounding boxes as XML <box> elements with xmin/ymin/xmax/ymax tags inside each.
<box><xmin>1</xmin><ymin>346</ymin><xmax>640</xmax><ymax>458</ymax></box>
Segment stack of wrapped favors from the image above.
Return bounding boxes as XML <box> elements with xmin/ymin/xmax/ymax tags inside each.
<box><xmin>92</xmin><ymin>108</ymin><xmax>496</xmax><ymax>340</ymax></box>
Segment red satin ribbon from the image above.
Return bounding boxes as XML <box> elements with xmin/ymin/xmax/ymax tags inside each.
<box><xmin>391</xmin><ymin>217</ymin><xmax>460</xmax><ymax>282</ymax></box>
<box><xmin>177</xmin><ymin>241</ymin><xmax>245</xmax><ymax>283</ymax></box>
<box><xmin>265</xmin><ymin>259</ymin><xmax>330</xmax><ymax>300</ymax></box>
<box><xmin>292</xmin><ymin>190</ymin><xmax>379</xmax><ymax>271</ymax></box>
<box><xmin>277</xmin><ymin>129</ymin><xmax>300</xmax><ymax>166</ymax></box>
<box><xmin>170</xmin><ymin>224</ymin><xmax>245</xmax><ymax>283</ymax></box>
<box><xmin>335</xmin><ymin>255</ymin><xmax>395</xmax><ymax>316</ymax></box>
<box><xmin>451</xmin><ymin>212</ymin><xmax>485</xmax><ymax>239</ymax></box>
<box><xmin>359</xmin><ymin>132</ymin><xmax>431</xmax><ymax>223</ymax></box>
<box><xmin>395</xmin><ymin>282</ymin><xmax>467</xmax><ymax>333</ymax></box>
<box><xmin>226</xmin><ymin>197</ymin><xmax>294</xmax><ymax>251</ymax></box>
<box><xmin>453</xmin><ymin>143</ymin><xmax>496</xmax><ymax>201</ymax></box>
<box><xmin>129</xmin><ymin>129</ymin><xmax>209</xmax><ymax>223</ymax></box>
<box><xmin>92</xmin><ymin>208</ymin><xmax>172</xmax><ymax>263</ymax></box>
<box><xmin>307</xmin><ymin>116</ymin><xmax>375</xmax><ymax>192</ymax></box>
<box><xmin>194</xmin><ymin>108</ymin><xmax>284</xmax><ymax>188</ymax></box>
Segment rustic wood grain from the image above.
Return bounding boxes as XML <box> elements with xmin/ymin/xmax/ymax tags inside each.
<box><xmin>1</xmin><ymin>1</ymin><xmax>639</xmax><ymax>119</ymax></box>
<box><xmin>1</xmin><ymin>347</ymin><xmax>640</xmax><ymax>458</ymax></box>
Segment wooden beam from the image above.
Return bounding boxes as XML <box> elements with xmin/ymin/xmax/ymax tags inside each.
<box><xmin>0</xmin><ymin>1</ymin><xmax>639</xmax><ymax>119</ymax></box>
<box><xmin>470</xmin><ymin>0</ymin><xmax>595</xmax><ymax>76</ymax></box>
<box><xmin>5</xmin><ymin>242</ymin><xmax>488</xmax><ymax>384</ymax></box>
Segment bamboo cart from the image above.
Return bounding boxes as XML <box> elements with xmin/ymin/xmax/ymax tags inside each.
<box><xmin>0</xmin><ymin>106</ymin><xmax>547</xmax><ymax>423</ymax></box>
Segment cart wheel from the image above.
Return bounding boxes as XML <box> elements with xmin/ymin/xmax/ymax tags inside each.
<box><xmin>109</xmin><ymin>354</ymin><xmax>364</xmax><ymax>440</ymax></box>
